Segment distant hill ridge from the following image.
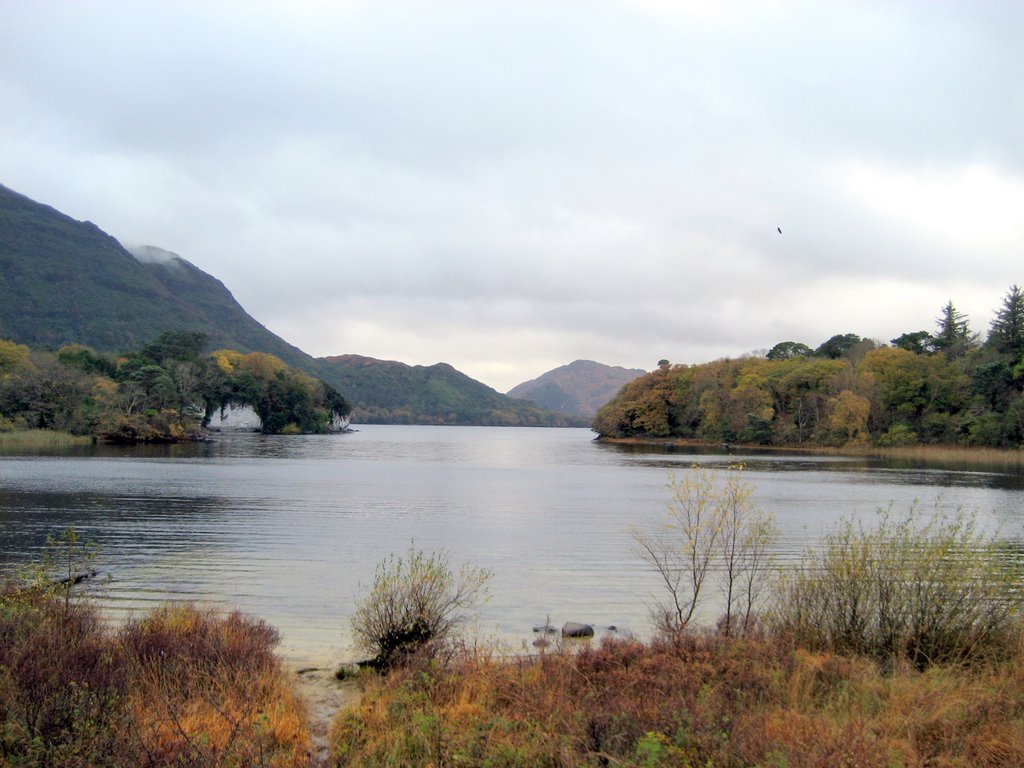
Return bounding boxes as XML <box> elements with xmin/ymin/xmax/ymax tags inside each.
<box><xmin>0</xmin><ymin>183</ymin><xmax>578</xmax><ymax>427</ymax></box>
<box><xmin>508</xmin><ymin>359</ymin><xmax>647</xmax><ymax>419</ymax></box>
<box><xmin>320</xmin><ymin>354</ymin><xmax>587</xmax><ymax>426</ymax></box>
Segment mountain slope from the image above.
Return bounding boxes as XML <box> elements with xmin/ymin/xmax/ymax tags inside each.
<box><xmin>319</xmin><ymin>354</ymin><xmax>588</xmax><ymax>427</ymax></box>
<box><xmin>0</xmin><ymin>183</ymin><xmax>316</xmax><ymax>371</ymax></box>
<box><xmin>507</xmin><ymin>359</ymin><xmax>647</xmax><ymax>418</ymax></box>
<box><xmin>1</xmin><ymin>183</ymin><xmax>581</xmax><ymax>427</ymax></box>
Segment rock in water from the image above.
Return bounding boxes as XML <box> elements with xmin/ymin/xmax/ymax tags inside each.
<box><xmin>561</xmin><ymin>622</ymin><xmax>594</xmax><ymax>638</ymax></box>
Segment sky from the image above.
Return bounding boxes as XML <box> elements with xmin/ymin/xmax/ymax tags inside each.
<box><xmin>3</xmin><ymin>1</ymin><xmax>1023</xmax><ymax>393</ymax></box>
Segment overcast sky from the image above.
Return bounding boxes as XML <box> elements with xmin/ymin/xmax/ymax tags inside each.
<box><xmin>3</xmin><ymin>1</ymin><xmax>1023</xmax><ymax>392</ymax></box>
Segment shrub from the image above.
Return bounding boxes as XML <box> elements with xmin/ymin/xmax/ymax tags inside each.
<box><xmin>633</xmin><ymin>464</ymin><xmax>776</xmax><ymax>637</ymax></box>
<box><xmin>350</xmin><ymin>547</ymin><xmax>492</xmax><ymax>670</ymax></box>
<box><xmin>771</xmin><ymin>505</ymin><xmax>1024</xmax><ymax>668</ymax></box>
<box><xmin>0</xmin><ymin>585</ymin><xmax>129</xmax><ymax>767</ymax></box>
<box><xmin>119</xmin><ymin>605</ymin><xmax>311</xmax><ymax>767</ymax></box>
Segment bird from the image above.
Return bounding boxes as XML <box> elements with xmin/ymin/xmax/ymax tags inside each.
<box><xmin>777</xmin><ymin>227</ymin><xmax>782</xmax><ymax>234</ymax></box>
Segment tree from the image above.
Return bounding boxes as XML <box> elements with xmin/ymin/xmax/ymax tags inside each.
<box><xmin>766</xmin><ymin>341</ymin><xmax>813</xmax><ymax>361</ymax></box>
<box><xmin>989</xmin><ymin>284</ymin><xmax>1024</xmax><ymax>355</ymax></box>
<box><xmin>350</xmin><ymin>546</ymin><xmax>492</xmax><ymax>670</ymax></box>
<box><xmin>933</xmin><ymin>301</ymin><xmax>977</xmax><ymax>359</ymax></box>
<box><xmin>890</xmin><ymin>330</ymin><xmax>933</xmax><ymax>355</ymax></box>
<box><xmin>814</xmin><ymin>333</ymin><xmax>863</xmax><ymax>359</ymax></box>
<box><xmin>633</xmin><ymin>465</ymin><xmax>776</xmax><ymax>637</ymax></box>
<box><xmin>138</xmin><ymin>330</ymin><xmax>208</xmax><ymax>365</ymax></box>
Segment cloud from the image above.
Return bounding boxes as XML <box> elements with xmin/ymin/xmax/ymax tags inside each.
<box><xmin>2</xmin><ymin>1</ymin><xmax>1022</xmax><ymax>392</ymax></box>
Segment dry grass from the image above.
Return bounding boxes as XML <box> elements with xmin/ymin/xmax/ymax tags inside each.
<box><xmin>330</xmin><ymin>634</ymin><xmax>1024</xmax><ymax>767</ymax></box>
<box><xmin>0</xmin><ymin>429</ymin><xmax>92</xmax><ymax>449</ymax></box>
<box><xmin>850</xmin><ymin>443</ymin><xmax>1024</xmax><ymax>470</ymax></box>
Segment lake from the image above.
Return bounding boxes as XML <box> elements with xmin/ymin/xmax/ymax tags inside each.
<box><xmin>1</xmin><ymin>425</ymin><xmax>1022</xmax><ymax>665</ymax></box>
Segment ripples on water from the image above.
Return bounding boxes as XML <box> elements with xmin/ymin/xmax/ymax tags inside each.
<box><xmin>1</xmin><ymin>426</ymin><xmax>1022</xmax><ymax>663</ymax></box>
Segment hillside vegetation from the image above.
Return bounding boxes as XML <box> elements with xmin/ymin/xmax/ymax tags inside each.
<box><xmin>595</xmin><ymin>291</ymin><xmax>1024</xmax><ymax>449</ymax></box>
<box><xmin>1</xmin><ymin>183</ymin><xmax>578</xmax><ymax>427</ymax></box>
<box><xmin>0</xmin><ymin>331</ymin><xmax>349</xmax><ymax>441</ymax></box>
<box><xmin>0</xmin><ymin>184</ymin><xmax>317</xmax><ymax>372</ymax></box>
<box><xmin>319</xmin><ymin>354</ymin><xmax>587</xmax><ymax>427</ymax></box>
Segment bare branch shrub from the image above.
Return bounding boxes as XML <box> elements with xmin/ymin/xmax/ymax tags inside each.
<box><xmin>351</xmin><ymin>546</ymin><xmax>492</xmax><ymax>670</ymax></box>
<box><xmin>771</xmin><ymin>505</ymin><xmax>1024</xmax><ymax>669</ymax></box>
<box><xmin>633</xmin><ymin>464</ymin><xmax>776</xmax><ymax>637</ymax></box>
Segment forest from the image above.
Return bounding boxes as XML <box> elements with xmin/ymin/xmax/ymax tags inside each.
<box><xmin>594</xmin><ymin>286</ymin><xmax>1024</xmax><ymax>448</ymax></box>
<box><xmin>0</xmin><ymin>330</ymin><xmax>350</xmax><ymax>442</ymax></box>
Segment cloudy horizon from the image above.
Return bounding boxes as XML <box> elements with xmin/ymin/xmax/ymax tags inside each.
<box><xmin>3</xmin><ymin>1</ymin><xmax>1022</xmax><ymax>392</ymax></box>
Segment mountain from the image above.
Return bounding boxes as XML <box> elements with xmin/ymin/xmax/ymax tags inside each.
<box><xmin>0</xmin><ymin>183</ymin><xmax>580</xmax><ymax>427</ymax></box>
<box><xmin>507</xmin><ymin>359</ymin><xmax>647</xmax><ymax>419</ymax></box>
<box><xmin>0</xmin><ymin>183</ymin><xmax>316</xmax><ymax>371</ymax></box>
<box><xmin>319</xmin><ymin>354</ymin><xmax>588</xmax><ymax>427</ymax></box>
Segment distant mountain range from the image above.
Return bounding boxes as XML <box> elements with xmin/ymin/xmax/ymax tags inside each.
<box><xmin>0</xmin><ymin>183</ymin><xmax>589</xmax><ymax>427</ymax></box>
<box><xmin>507</xmin><ymin>359</ymin><xmax>647</xmax><ymax>419</ymax></box>
<box><xmin>320</xmin><ymin>354</ymin><xmax>587</xmax><ymax>426</ymax></box>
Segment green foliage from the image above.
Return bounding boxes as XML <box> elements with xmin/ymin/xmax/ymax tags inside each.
<box><xmin>319</xmin><ymin>354</ymin><xmax>584</xmax><ymax>427</ymax></box>
<box><xmin>0</xmin><ymin>184</ymin><xmax>320</xmax><ymax>373</ymax></box>
<box><xmin>596</xmin><ymin>290</ymin><xmax>1024</xmax><ymax>448</ymax></box>
<box><xmin>0</xmin><ymin>334</ymin><xmax>350</xmax><ymax>442</ymax></box>
<box><xmin>771</xmin><ymin>506</ymin><xmax>1024</xmax><ymax>669</ymax></box>
<box><xmin>814</xmin><ymin>333</ymin><xmax>864</xmax><ymax>359</ymax></box>
<box><xmin>890</xmin><ymin>330</ymin><xmax>933</xmax><ymax>354</ymax></box>
<box><xmin>988</xmin><ymin>284</ymin><xmax>1024</xmax><ymax>355</ymax></box>
<box><xmin>766</xmin><ymin>340</ymin><xmax>812</xmax><ymax>360</ymax></box>
<box><xmin>350</xmin><ymin>546</ymin><xmax>492</xmax><ymax>670</ymax></box>
<box><xmin>933</xmin><ymin>300</ymin><xmax>978</xmax><ymax>359</ymax></box>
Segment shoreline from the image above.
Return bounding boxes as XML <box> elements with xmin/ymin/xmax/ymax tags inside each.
<box><xmin>594</xmin><ymin>435</ymin><xmax>1024</xmax><ymax>468</ymax></box>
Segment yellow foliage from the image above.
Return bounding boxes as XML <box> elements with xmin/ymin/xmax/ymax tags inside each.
<box><xmin>210</xmin><ymin>348</ymin><xmax>245</xmax><ymax>373</ymax></box>
<box><xmin>0</xmin><ymin>339</ymin><xmax>30</xmax><ymax>372</ymax></box>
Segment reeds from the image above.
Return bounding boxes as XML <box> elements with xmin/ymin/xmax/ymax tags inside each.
<box><xmin>0</xmin><ymin>429</ymin><xmax>92</xmax><ymax>449</ymax></box>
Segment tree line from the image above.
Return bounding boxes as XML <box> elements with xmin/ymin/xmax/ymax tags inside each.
<box><xmin>0</xmin><ymin>330</ymin><xmax>351</xmax><ymax>442</ymax></box>
<box><xmin>594</xmin><ymin>285</ymin><xmax>1024</xmax><ymax>448</ymax></box>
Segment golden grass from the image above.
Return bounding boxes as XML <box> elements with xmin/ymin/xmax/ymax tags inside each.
<box><xmin>0</xmin><ymin>428</ymin><xmax>92</xmax><ymax>449</ymax></box>
<box><xmin>599</xmin><ymin>435</ymin><xmax>1024</xmax><ymax>470</ymax></box>
<box><xmin>330</xmin><ymin>636</ymin><xmax>1024</xmax><ymax>768</ymax></box>
<box><xmin>853</xmin><ymin>443</ymin><xmax>1024</xmax><ymax>469</ymax></box>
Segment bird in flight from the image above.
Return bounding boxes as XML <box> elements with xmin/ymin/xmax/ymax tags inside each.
<box><xmin>777</xmin><ymin>227</ymin><xmax>782</xmax><ymax>234</ymax></box>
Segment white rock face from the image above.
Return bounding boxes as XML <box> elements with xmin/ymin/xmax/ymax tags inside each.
<box><xmin>329</xmin><ymin>413</ymin><xmax>352</xmax><ymax>432</ymax></box>
<box><xmin>206</xmin><ymin>404</ymin><xmax>262</xmax><ymax>432</ymax></box>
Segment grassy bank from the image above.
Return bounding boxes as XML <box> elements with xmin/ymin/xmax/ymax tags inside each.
<box><xmin>0</xmin><ymin>428</ymin><xmax>92</xmax><ymax>449</ymax></box>
<box><xmin>330</xmin><ymin>634</ymin><xmax>1024</xmax><ymax>767</ymax></box>
<box><xmin>4</xmin><ymin>590</ymin><xmax>1024</xmax><ymax>767</ymax></box>
<box><xmin>598</xmin><ymin>435</ymin><xmax>1024</xmax><ymax>470</ymax></box>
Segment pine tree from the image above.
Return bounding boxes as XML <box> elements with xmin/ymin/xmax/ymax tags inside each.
<box><xmin>932</xmin><ymin>301</ymin><xmax>977</xmax><ymax>359</ymax></box>
<box><xmin>988</xmin><ymin>284</ymin><xmax>1024</xmax><ymax>355</ymax></box>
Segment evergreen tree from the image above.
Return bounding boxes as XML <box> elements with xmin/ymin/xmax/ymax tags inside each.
<box><xmin>932</xmin><ymin>301</ymin><xmax>976</xmax><ymax>359</ymax></box>
<box><xmin>988</xmin><ymin>284</ymin><xmax>1024</xmax><ymax>355</ymax></box>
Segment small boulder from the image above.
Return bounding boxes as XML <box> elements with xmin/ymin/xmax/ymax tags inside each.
<box><xmin>561</xmin><ymin>622</ymin><xmax>594</xmax><ymax>638</ymax></box>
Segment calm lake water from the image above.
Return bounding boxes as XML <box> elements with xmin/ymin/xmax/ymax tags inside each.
<box><xmin>1</xmin><ymin>425</ymin><xmax>1022</xmax><ymax>664</ymax></box>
